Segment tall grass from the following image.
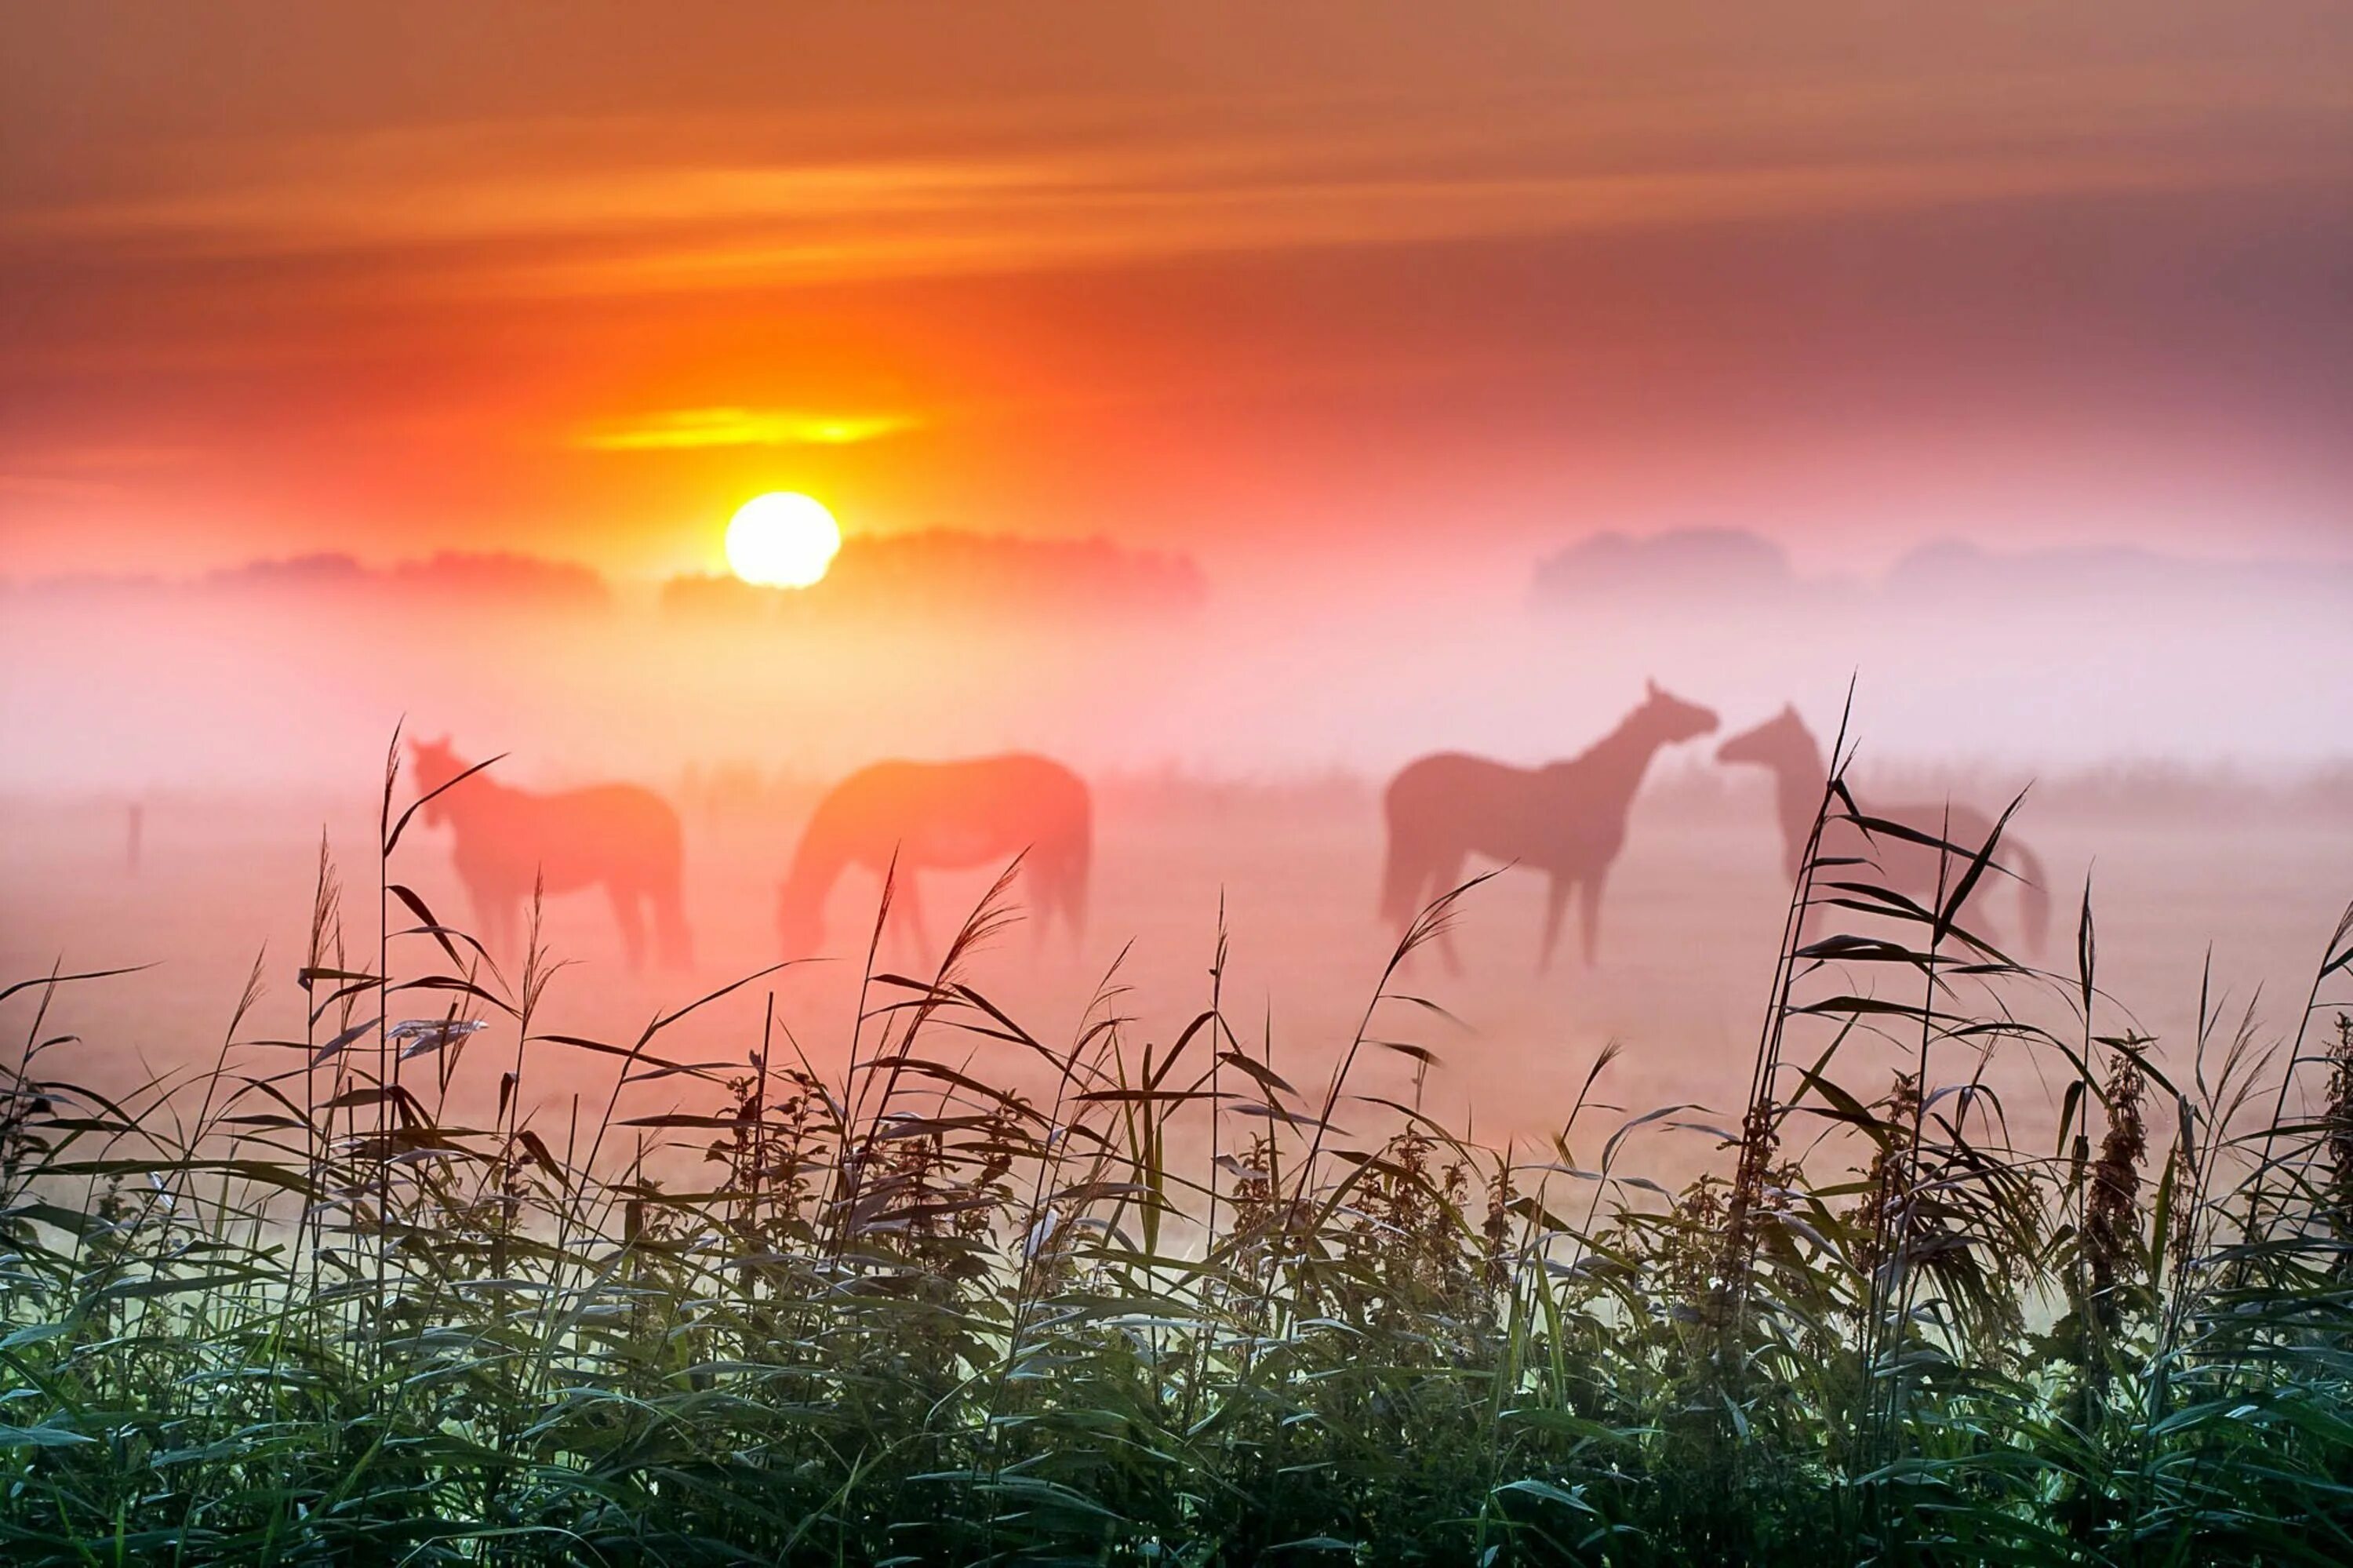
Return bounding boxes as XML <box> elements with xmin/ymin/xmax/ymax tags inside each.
<box><xmin>2</xmin><ymin>734</ymin><xmax>2349</xmax><ymax>1564</ymax></box>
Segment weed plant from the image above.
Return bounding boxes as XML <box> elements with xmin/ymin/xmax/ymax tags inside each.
<box><xmin>2</xmin><ymin>728</ymin><xmax>2350</xmax><ymax>1564</ymax></box>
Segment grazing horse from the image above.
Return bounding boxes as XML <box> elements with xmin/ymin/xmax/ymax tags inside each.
<box><xmin>1716</xmin><ymin>704</ymin><xmax>2050</xmax><ymax>954</ymax></box>
<box><xmin>1380</xmin><ymin>681</ymin><xmax>1719</xmax><ymax>970</ymax></box>
<box><xmin>776</xmin><ymin>755</ymin><xmax>1091</xmax><ymax>958</ymax></box>
<box><xmin>409</xmin><ymin>737</ymin><xmax>692</xmax><ymax>970</ymax></box>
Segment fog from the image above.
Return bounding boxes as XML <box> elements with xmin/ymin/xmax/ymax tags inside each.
<box><xmin>4</xmin><ymin>528</ymin><xmax>2348</xmax><ymax>1171</ymax></box>
<box><xmin>5</xmin><ymin>529</ymin><xmax>2350</xmax><ymax>797</ymax></box>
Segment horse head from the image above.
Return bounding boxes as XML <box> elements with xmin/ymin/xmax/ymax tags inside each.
<box><xmin>1716</xmin><ymin>704</ymin><xmax>1809</xmax><ymax>773</ymax></box>
<box><xmin>408</xmin><ymin>735</ymin><xmax>466</xmax><ymax>826</ymax></box>
<box><xmin>1638</xmin><ymin>678</ymin><xmax>1719</xmax><ymax>745</ymax></box>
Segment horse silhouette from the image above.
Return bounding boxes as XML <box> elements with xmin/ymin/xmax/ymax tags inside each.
<box><xmin>776</xmin><ymin>754</ymin><xmax>1091</xmax><ymax>958</ymax></box>
<box><xmin>1380</xmin><ymin>680</ymin><xmax>1719</xmax><ymax>971</ymax></box>
<box><xmin>409</xmin><ymin>737</ymin><xmax>692</xmax><ymax>970</ymax></box>
<box><xmin>1716</xmin><ymin>705</ymin><xmax>2051</xmax><ymax>954</ymax></box>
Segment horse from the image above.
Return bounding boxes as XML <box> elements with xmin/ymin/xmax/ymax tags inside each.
<box><xmin>409</xmin><ymin>737</ymin><xmax>693</xmax><ymax>971</ymax></box>
<box><xmin>1715</xmin><ymin>704</ymin><xmax>2051</xmax><ymax>955</ymax></box>
<box><xmin>776</xmin><ymin>754</ymin><xmax>1092</xmax><ymax>959</ymax></box>
<box><xmin>1380</xmin><ymin>680</ymin><xmax>1719</xmax><ymax>971</ymax></box>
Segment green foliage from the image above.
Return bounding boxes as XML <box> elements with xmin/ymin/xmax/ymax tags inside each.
<box><xmin>2</xmin><ymin>733</ymin><xmax>2350</xmax><ymax>1564</ymax></box>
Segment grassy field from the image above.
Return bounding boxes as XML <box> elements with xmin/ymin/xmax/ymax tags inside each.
<box><xmin>6</xmin><ymin>762</ymin><xmax>2344</xmax><ymax>1155</ymax></box>
<box><xmin>2</xmin><ymin>750</ymin><xmax>2351</xmax><ymax>1563</ymax></box>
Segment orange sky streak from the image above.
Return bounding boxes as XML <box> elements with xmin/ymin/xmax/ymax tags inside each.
<box><xmin>3</xmin><ymin>2</ymin><xmax>2351</xmax><ymax>578</ymax></box>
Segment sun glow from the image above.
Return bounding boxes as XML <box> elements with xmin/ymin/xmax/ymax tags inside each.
<box><xmin>580</xmin><ymin>406</ymin><xmax>921</xmax><ymax>451</ymax></box>
<box><xmin>725</xmin><ymin>492</ymin><xmax>842</xmax><ymax>588</ymax></box>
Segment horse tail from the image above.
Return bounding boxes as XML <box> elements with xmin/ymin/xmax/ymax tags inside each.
<box><xmin>1049</xmin><ymin>779</ymin><xmax>1092</xmax><ymax>948</ymax></box>
<box><xmin>2009</xmin><ymin>837</ymin><xmax>2052</xmax><ymax>957</ymax></box>
<box><xmin>1379</xmin><ymin>786</ymin><xmax>1423</xmax><ymax>933</ymax></box>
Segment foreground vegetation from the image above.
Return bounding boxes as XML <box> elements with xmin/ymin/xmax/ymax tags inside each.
<box><xmin>3</xmin><ymin>736</ymin><xmax>2351</xmax><ymax>1564</ymax></box>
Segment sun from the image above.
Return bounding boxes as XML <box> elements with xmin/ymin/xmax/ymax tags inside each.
<box><xmin>725</xmin><ymin>492</ymin><xmax>842</xmax><ymax>588</ymax></box>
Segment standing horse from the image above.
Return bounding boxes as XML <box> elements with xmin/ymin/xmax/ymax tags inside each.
<box><xmin>1715</xmin><ymin>704</ymin><xmax>2050</xmax><ymax>954</ymax></box>
<box><xmin>1380</xmin><ymin>681</ymin><xmax>1718</xmax><ymax>970</ymax></box>
<box><xmin>776</xmin><ymin>754</ymin><xmax>1091</xmax><ymax>958</ymax></box>
<box><xmin>409</xmin><ymin>737</ymin><xmax>692</xmax><ymax>970</ymax></box>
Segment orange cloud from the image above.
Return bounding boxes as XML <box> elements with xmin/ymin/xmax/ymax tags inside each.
<box><xmin>11</xmin><ymin>60</ymin><xmax>2343</xmax><ymax>307</ymax></box>
<box><xmin>573</xmin><ymin>406</ymin><xmax>924</xmax><ymax>451</ymax></box>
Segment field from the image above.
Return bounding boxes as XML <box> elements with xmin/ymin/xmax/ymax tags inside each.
<box><xmin>1</xmin><ymin>762</ymin><xmax>2351</xmax><ymax>1563</ymax></box>
<box><xmin>5</xmin><ymin>769</ymin><xmax>2347</xmax><ymax>1147</ymax></box>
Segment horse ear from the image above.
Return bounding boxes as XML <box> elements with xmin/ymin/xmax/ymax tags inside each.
<box><xmin>1646</xmin><ymin>677</ymin><xmax>1660</xmax><ymax>699</ymax></box>
<box><xmin>1781</xmin><ymin>703</ymin><xmax>1798</xmax><ymax>718</ymax></box>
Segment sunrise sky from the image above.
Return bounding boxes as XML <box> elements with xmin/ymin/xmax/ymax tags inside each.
<box><xmin>5</xmin><ymin>1</ymin><xmax>2351</xmax><ymax>586</ymax></box>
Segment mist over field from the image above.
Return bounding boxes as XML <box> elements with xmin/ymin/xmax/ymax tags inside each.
<box><xmin>6</xmin><ymin>526</ymin><xmax>2349</xmax><ymax>1162</ymax></box>
<box><xmin>6</xmin><ymin>526</ymin><xmax>2349</xmax><ymax>793</ymax></box>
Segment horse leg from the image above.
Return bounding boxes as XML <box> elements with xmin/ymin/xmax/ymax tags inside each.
<box><xmin>1429</xmin><ymin>853</ymin><xmax>1467</xmax><ymax>976</ymax></box>
<box><xmin>1022</xmin><ymin>860</ymin><xmax>1050</xmax><ymax>965</ymax></box>
<box><xmin>897</xmin><ymin>875</ymin><xmax>934</xmax><ymax>965</ymax></box>
<box><xmin>1538</xmin><ymin>873</ymin><xmax>1574</xmax><ymax>974</ymax></box>
<box><xmin>1033</xmin><ymin>854</ymin><xmax>1085</xmax><ymax>963</ymax></box>
<box><xmin>606</xmin><ymin>882</ymin><xmax>648</xmax><ymax>972</ymax></box>
<box><xmin>1578</xmin><ymin>868</ymin><xmax>1609</xmax><ymax>968</ymax></box>
<box><xmin>1058</xmin><ymin>843</ymin><xmax>1088</xmax><ymax>959</ymax></box>
<box><xmin>467</xmin><ymin>881</ymin><xmax>507</xmax><ymax>963</ymax></box>
<box><xmin>1379</xmin><ymin>829</ymin><xmax>1424</xmax><ymax>940</ymax></box>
